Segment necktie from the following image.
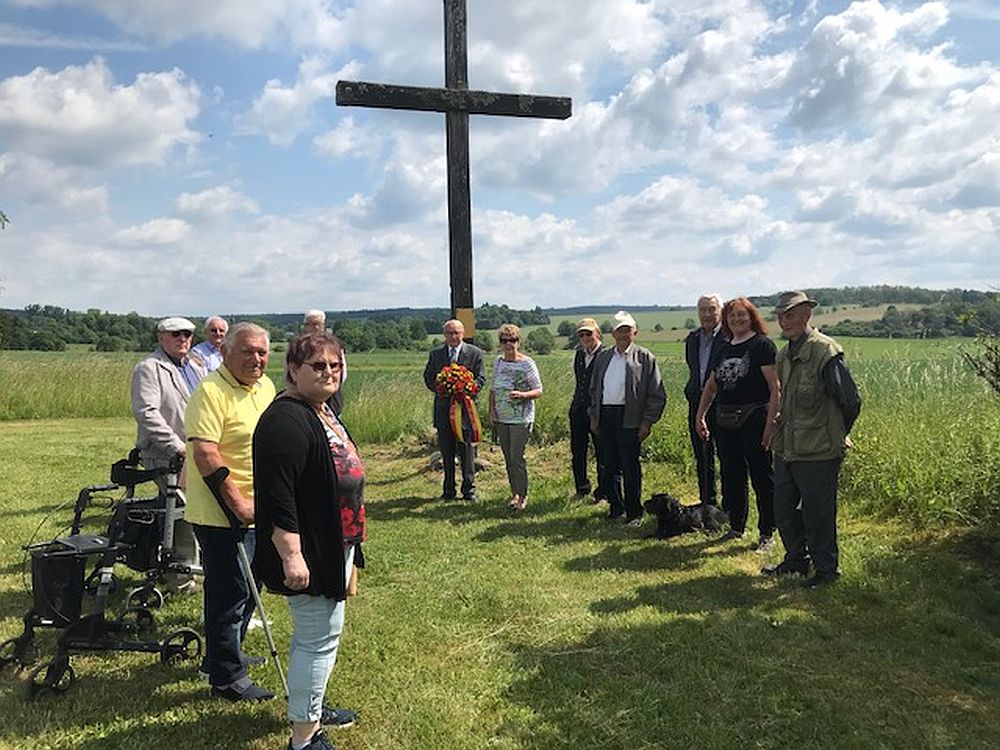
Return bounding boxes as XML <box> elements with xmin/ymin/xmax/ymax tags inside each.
<box><xmin>450</xmin><ymin>347</ymin><xmax>457</xmax><ymax>362</ymax></box>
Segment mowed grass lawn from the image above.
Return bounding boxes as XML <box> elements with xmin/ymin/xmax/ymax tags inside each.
<box><xmin>1</xmin><ymin>339</ymin><xmax>1000</xmax><ymax>748</ymax></box>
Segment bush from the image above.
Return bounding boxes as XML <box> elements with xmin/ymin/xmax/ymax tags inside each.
<box><xmin>525</xmin><ymin>327</ymin><xmax>555</xmax><ymax>354</ymax></box>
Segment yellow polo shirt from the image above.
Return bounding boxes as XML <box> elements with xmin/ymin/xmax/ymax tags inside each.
<box><xmin>184</xmin><ymin>365</ymin><xmax>276</xmax><ymax>527</ymax></box>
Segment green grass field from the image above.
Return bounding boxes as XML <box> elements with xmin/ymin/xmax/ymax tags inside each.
<box><xmin>1</xmin><ymin>338</ymin><xmax>999</xmax><ymax>748</ymax></box>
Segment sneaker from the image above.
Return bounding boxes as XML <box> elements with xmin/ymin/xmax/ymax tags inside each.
<box><xmin>761</xmin><ymin>560</ymin><xmax>809</xmax><ymax>577</ymax></box>
<box><xmin>289</xmin><ymin>728</ymin><xmax>338</xmax><ymax>750</ymax></box>
<box><xmin>211</xmin><ymin>679</ymin><xmax>274</xmax><ymax>702</ymax></box>
<box><xmin>321</xmin><ymin>705</ymin><xmax>357</xmax><ymax>728</ymax></box>
<box><xmin>802</xmin><ymin>570</ymin><xmax>841</xmax><ymax>589</ymax></box>
<box><xmin>755</xmin><ymin>535</ymin><xmax>776</xmax><ymax>553</ymax></box>
<box><xmin>624</xmin><ymin>516</ymin><xmax>644</xmax><ymax>528</ymax></box>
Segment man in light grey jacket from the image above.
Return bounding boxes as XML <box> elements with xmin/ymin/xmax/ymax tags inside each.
<box><xmin>589</xmin><ymin>311</ymin><xmax>666</xmax><ymax>526</ymax></box>
<box><xmin>131</xmin><ymin>316</ymin><xmax>201</xmax><ymax>587</ymax></box>
<box><xmin>132</xmin><ymin>316</ymin><xmax>198</xmax><ymax>471</ymax></box>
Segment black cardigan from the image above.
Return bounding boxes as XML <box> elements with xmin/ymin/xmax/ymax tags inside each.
<box><xmin>252</xmin><ymin>397</ymin><xmax>347</xmax><ymax>600</ymax></box>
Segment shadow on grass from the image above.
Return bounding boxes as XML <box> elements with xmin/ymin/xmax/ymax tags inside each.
<box><xmin>0</xmin><ymin>658</ymin><xmax>286</xmax><ymax>749</ymax></box>
<box><xmin>499</xmin><ymin>533</ymin><xmax>1000</xmax><ymax>750</ymax></box>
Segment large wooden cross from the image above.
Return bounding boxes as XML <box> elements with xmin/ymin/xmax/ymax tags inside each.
<box><xmin>336</xmin><ymin>0</ymin><xmax>571</xmax><ymax>335</ymax></box>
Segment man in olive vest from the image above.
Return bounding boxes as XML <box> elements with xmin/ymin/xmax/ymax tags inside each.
<box><xmin>763</xmin><ymin>291</ymin><xmax>861</xmax><ymax>589</ymax></box>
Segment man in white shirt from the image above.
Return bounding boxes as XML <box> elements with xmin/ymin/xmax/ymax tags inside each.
<box><xmin>589</xmin><ymin>311</ymin><xmax>666</xmax><ymax>526</ymax></box>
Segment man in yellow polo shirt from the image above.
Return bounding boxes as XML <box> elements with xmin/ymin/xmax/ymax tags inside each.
<box><xmin>185</xmin><ymin>322</ymin><xmax>276</xmax><ymax>701</ymax></box>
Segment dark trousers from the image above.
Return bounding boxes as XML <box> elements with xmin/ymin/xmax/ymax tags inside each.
<box><xmin>687</xmin><ymin>401</ymin><xmax>718</xmax><ymax>505</ymax></box>
<box><xmin>714</xmin><ymin>408</ymin><xmax>775</xmax><ymax>536</ymax></box>
<box><xmin>570</xmin><ymin>406</ymin><xmax>603</xmax><ymax>496</ymax></box>
<box><xmin>193</xmin><ymin>525</ymin><xmax>257</xmax><ymax>687</ymax></box>
<box><xmin>597</xmin><ymin>406</ymin><xmax>643</xmax><ymax>520</ymax></box>
<box><xmin>438</xmin><ymin>427</ymin><xmax>476</xmax><ymax>498</ymax></box>
<box><xmin>773</xmin><ymin>456</ymin><xmax>842</xmax><ymax>576</ymax></box>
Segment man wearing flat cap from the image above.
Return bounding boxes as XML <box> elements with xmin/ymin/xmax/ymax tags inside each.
<box><xmin>763</xmin><ymin>291</ymin><xmax>861</xmax><ymax>589</ymax></box>
<box><xmin>131</xmin><ymin>316</ymin><xmax>201</xmax><ymax>591</ymax></box>
<box><xmin>132</xmin><ymin>316</ymin><xmax>199</xmax><ymax>473</ymax></box>
<box><xmin>569</xmin><ymin>318</ymin><xmax>606</xmax><ymax>500</ymax></box>
<box><xmin>589</xmin><ymin>311</ymin><xmax>666</xmax><ymax>527</ymax></box>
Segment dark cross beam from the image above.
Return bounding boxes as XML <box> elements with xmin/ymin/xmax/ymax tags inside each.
<box><xmin>336</xmin><ymin>0</ymin><xmax>571</xmax><ymax>336</ymax></box>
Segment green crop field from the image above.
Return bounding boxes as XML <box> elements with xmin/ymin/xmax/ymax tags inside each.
<box><xmin>1</xmin><ymin>338</ymin><xmax>999</xmax><ymax>749</ymax></box>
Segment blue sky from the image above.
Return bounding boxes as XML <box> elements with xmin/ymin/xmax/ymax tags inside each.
<box><xmin>1</xmin><ymin>0</ymin><xmax>999</xmax><ymax>316</ymax></box>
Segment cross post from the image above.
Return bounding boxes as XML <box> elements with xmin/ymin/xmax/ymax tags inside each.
<box><xmin>336</xmin><ymin>0</ymin><xmax>571</xmax><ymax>336</ymax></box>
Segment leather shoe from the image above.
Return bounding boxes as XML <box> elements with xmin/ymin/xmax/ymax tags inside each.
<box><xmin>463</xmin><ymin>493</ymin><xmax>480</xmax><ymax>503</ymax></box>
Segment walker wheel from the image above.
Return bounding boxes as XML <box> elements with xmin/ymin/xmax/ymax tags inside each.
<box><xmin>161</xmin><ymin>628</ymin><xmax>202</xmax><ymax>664</ymax></box>
<box><xmin>115</xmin><ymin>606</ymin><xmax>156</xmax><ymax>633</ymax></box>
<box><xmin>26</xmin><ymin>659</ymin><xmax>75</xmax><ymax>699</ymax></box>
<box><xmin>0</xmin><ymin>636</ymin><xmax>39</xmax><ymax>670</ymax></box>
<box><xmin>126</xmin><ymin>586</ymin><xmax>164</xmax><ymax>609</ymax></box>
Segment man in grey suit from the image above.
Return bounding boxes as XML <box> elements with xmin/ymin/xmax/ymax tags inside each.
<box><xmin>132</xmin><ymin>316</ymin><xmax>197</xmax><ymax>472</ymax></box>
<box><xmin>589</xmin><ymin>311</ymin><xmax>666</xmax><ymax>526</ymax></box>
<box><xmin>130</xmin><ymin>316</ymin><xmax>200</xmax><ymax>585</ymax></box>
<box><xmin>423</xmin><ymin>319</ymin><xmax>486</xmax><ymax>502</ymax></box>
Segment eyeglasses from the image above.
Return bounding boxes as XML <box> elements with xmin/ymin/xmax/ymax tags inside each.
<box><xmin>169</xmin><ymin>330</ymin><xmax>193</xmax><ymax>339</ymax></box>
<box><xmin>578</xmin><ymin>331</ymin><xmax>594</xmax><ymax>337</ymax></box>
<box><xmin>304</xmin><ymin>360</ymin><xmax>343</xmax><ymax>373</ymax></box>
<box><xmin>499</xmin><ymin>337</ymin><xmax>519</xmax><ymax>344</ymax></box>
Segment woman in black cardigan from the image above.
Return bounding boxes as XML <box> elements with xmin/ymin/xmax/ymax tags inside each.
<box><xmin>253</xmin><ymin>332</ymin><xmax>366</xmax><ymax>750</ymax></box>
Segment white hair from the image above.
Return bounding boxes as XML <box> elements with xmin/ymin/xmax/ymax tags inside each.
<box><xmin>698</xmin><ymin>294</ymin><xmax>723</xmax><ymax>308</ymax></box>
<box><xmin>223</xmin><ymin>321</ymin><xmax>269</xmax><ymax>349</ymax></box>
<box><xmin>203</xmin><ymin>315</ymin><xmax>228</xmax><ymax>330</ymax></box>
<box><xmin>303</xmin><ymin>309</ymin><xmax>326</xmax><ymax>323</ymax></box>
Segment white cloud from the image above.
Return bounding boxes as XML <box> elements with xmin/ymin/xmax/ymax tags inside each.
<box><xmin>0</xmin><ymin>57</ymin><xmax>200</xmax><ymax>168</ymax></box>
<box><xmin>8</xmin><ymin>0</ymin><xmax>347</xmax><ymax>49</ymax></box>
<box><xmin>0</xmin><ymin>152</ymin><xmax>109</xmax><ymax>213</ymax></box>
<box><xmin>175</xmin><ymin>186</ymin><xmax>259</xmax><ymax>219</ymax></box>
<box><xmin>312</xmin><ymin>116</ymin><xmax>383</xmax><ymax>160</ymax></box>
<box><xmin>239</xmin><ymin>57</ymin><xmax>360</xmax><ymax>146</ymax></box>
<box><xmin>0</xmin><ymin>22</ymin><xmax>147</xmax><ymax>51</ymax></box>
<box><xmin>114</xmin><ymin>217</ymin><xmax>191</xmax><ymax>246</ymax></box>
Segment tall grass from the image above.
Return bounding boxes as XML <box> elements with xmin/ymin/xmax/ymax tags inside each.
<box><xmin>3</xmin><ymin>339</ymin><xmax>998</xmax><ymax>527</ymax></box>
<box><xmin>0</xmin><ymin>351</ymin><xmax>137</xmax><ymax>420</ymax></box>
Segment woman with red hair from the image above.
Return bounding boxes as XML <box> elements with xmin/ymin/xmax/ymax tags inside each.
<box><xmin>695</xmin><ymin>297</ymin><xmax>780</xmax><ymax>551</ymax></box>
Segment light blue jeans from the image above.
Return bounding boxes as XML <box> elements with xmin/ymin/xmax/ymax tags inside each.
<box><xmin>286</xmin><ymin>544</ymin><xmax>354</xmax><ymax>722</ymax></box>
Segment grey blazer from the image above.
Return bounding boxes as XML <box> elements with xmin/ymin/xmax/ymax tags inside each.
<box><xmin>131</xmin><ymin>346</ymin><xmax>190</xmax><ymax>466</ymax></box>
<box><xmin>588</xmin><ymin>344</ymin><xmax>667</xmax><ymax>430</ymax></box>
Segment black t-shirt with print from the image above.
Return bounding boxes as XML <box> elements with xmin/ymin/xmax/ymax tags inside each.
<box><xmin>711</xmin><ymin>334</ymin><xmax>776</xmax><ymax>405</ymax></box>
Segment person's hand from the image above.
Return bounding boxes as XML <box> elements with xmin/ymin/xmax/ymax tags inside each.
<box><xmin>637</xmin><ymin>422</ymin><xmax>652</xmax><ymax>442</ymax></box>
<box><xmin>762</xmin><ymin>422</ymin><xmax>774</xmax><ymax>450</ymax></box>
<box><xmin>844</xmin><ymin>435</ymin><xmax>854</xmax><ymax>450</ymax></box>
<box><xmin>590</xmin><ymin>418</ymin><xmax>599</xmax><ymax>435</ymax></box>
<box><xmin>695</xmin><ymin>417</ymin><xmax>709</xmax><ymax>441</ymax></box>
<box><xmin>282</xmin><ymin>551</ymin><xmax>310</xmax><ymax>590</ymax></box>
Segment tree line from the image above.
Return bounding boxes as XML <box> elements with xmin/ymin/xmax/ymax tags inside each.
<box><xmin>0</xmin><ymin>303</ymin><xmax>552</xmax><ymax>352</ymax></box>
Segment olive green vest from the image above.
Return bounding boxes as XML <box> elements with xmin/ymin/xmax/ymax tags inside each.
<box><xmin>772</xmin><ymin>328</ymin><xmax>847</xmax><ymax>462</ymax></box>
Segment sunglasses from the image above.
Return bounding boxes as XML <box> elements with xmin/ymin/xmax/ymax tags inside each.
<box><xmin>578</xmin><ymin>330</ymin><xmax>594</xmax><ymax>337</ymax></box>
<box><xmin>499</xmin><ymin>337</ymin><xmax>519</xmax><ymax>344</ymax></box>
<box><xmin>169</xmin><ymin>330</ymin><xmax>193</xmax><ymax>339</ymax></box>
<box><xmin>304</xmin><ymin>360</ymin><xmax>343</xmax><ymax>373</ymax></box>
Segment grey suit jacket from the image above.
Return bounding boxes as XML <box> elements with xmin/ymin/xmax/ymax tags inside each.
<box><xmin>131</xmin><ymin>346</ymin><xmax>190</xmax><ymax>466</ymax></box>
<box><xmin>423</xmin><ymin>342</ymin><xmax>486</xmax><ymax>430</ymax></box>
<box><xmin>588</xmin><ymin>344</ymin><xmax>666</xmax><ymax>430</ymax></box>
